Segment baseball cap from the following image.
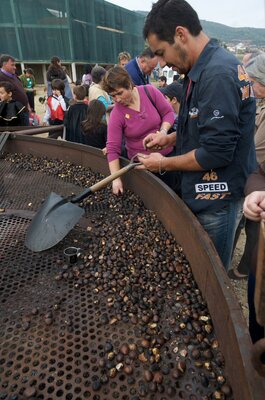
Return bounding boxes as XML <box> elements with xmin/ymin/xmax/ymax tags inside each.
<box><xmin>159</xmin><ymin>82</ymin><xmax>183</xmax><ymax>101</ymax></box>
<box><xmin>245</xmin><ymin>53</ymin><xmax>265</xmax><ymax>86</ymax></box>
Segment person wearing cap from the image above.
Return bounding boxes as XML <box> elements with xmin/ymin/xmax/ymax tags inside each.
<box><xmin>160</xmin><ymin>82</ymin><xmax>183</xmax><ymax>131</ymax></box>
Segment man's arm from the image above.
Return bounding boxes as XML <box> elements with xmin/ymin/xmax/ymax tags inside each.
<box><xmin>138</xmin><ymin>150</ymin><xmax>203</xmax><ymax>172</ymax></box>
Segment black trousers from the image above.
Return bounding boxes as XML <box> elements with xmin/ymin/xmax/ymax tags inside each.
<box><xmin>26</xmin><ymin>91</ymin><xmax>35</xmax><ymax>110</ymax></box>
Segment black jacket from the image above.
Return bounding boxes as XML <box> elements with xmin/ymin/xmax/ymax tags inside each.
<box><xmin>46</xmin><ymin>67</ymin><xmax>66</xmax><ymax>82</ymax></box>
<box><xmin>177</xmin><ymin>39</ymin><xmax>257</xmax><ymax>213</ymax></box>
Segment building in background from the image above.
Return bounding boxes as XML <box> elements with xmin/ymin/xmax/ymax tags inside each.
<box><xmin>0</xmin><ymin>0</ymin><xmax>145</xmax><ymax>83</ymax></box>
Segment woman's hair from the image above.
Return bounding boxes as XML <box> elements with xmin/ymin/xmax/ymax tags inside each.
<box><xmin>51</xmin><ymin>79</ymin><xmax>65</xmax><ymax>96</ymax></box>
<box><xmin>81</xmin><ymin>99</ymin><xmax>106</xmax><ymax>134</ymax></box>
<box><xmin>84</xmin><ymin>64</ymin><xmax>93</xmax><ymax>74</ymax></box>
<box><xmin>51</xmin><ymin>56</ymin><xmax>60</xmax><ymax>65</ymax></box>
<box><xmin>73</xmin><ymin>85</ymin><xmax>86</xmax><ymax>100</ymax></box>
<box><xmin>48</xmin><ymin>56</ymin><xmax>62</xmax><ymax>71</ymax></box>
<box><xmin>0</xmin><ymin>81</ymin><xmax>13</xmax><ymax>94</ymax></box>
<box><xmin>26</xmin><ymin>68</ymin><xmax>34</xmax><ymax>75</ymax></box>
<box><xmin>102</xmin><ymin>66</ymin><xmax>133</xmax><ymax>93</ymax></box>
<box><xmin>118</xmin><ymin>51</ymin><xmax>131</xmax><ymax>64</ymax></box>
<box><xmin>91</xmin><ymin>66</ymin><xmax>106</xmax><ymax>84</ymax></box>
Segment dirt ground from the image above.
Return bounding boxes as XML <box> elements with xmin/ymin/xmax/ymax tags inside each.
<box><xmin>231</xmin><ymin>231</ymin><xmax>248</xmax><ymax>322</ymax></box>
<box><xmin>33</xmin><ymin>84</ymin><xmax>249</xmax><ymax>322</ymax></box>
<box><xmin>34</xmin><ymin>84</ymin><xmax>48</xmax><ymax>120</ymax></box>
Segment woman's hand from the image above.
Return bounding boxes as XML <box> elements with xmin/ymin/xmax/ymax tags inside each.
<box><xmin>143</xmin><ymin>131</ymin><xmax>171</xmax><ymax>151</ymax></box>
<box><xmin>243</xmin><ymin>191</ymin><xmax>265</xmax><ymax>221</ymax></box>
<box><xmin>112</xmin><ymin>178</ymin><xmax>123</xmax><ymax>195</ymax></box>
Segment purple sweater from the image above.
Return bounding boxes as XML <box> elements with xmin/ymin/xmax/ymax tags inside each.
<box><xmin>107</xmin><ymin>85</ymin><xmax>175</xmax><ymax>162</ymax></box>
<box><xmin>0</xmin><ymin>70</ymin><xmax>28</xmax><ymax>110</ymax></box>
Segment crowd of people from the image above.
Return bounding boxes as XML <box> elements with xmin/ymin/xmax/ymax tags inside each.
<box><xmin>0</xmin><ymin>0</ymin><xmax>264</xmax><ymax>353</ymax></box>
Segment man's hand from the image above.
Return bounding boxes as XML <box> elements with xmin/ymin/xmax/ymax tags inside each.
<box><xmin>243</xmin><ymin>191</ymin><xmax>265</xmax><ymax>221</ymax></box>
<box><xmin>143</xmin><ymin>131</ymin><xmax>170</xmax><ymax>151</ymax></box>
<box><xmin>137</xmin><ymin>153</ymin><xmax>164</xmax><ymax>172</ymax></box>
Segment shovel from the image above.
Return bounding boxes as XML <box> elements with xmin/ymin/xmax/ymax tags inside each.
<box><xmin>25</xmin><ymin>162</ymin><xmax>140</xmax><ymax>252</ymax></box>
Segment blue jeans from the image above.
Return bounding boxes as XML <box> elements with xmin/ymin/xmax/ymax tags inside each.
<box><xmin>196</xmin><ymin>199</ymin><xmax>244</xmax><ymax>270</ymax></box>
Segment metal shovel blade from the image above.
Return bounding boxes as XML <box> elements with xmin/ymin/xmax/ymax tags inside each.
<box><xmin>25</xmin><ymin>162</ymin><xmax>141</xmax><ymax>252</ymax></box>
<box><xmin>25</xmin><ymin>192</ymin><xmax>84</xmax><ymax>252</ymax></box>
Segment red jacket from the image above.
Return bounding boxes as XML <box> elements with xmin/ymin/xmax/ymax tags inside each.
<box><xmin>44</xmin><ymin>95</ymin><xmax>66</xmax><ymax>123</ymax></box>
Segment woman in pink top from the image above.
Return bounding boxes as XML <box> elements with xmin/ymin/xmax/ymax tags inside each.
<box><xmin>102</xmin><ymin>66</ymin><xmax>176</xmax><ymax>194</ymax></box>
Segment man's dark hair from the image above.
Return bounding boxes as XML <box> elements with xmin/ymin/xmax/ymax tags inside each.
<box><xmin>159</xmin><ymin>76</ymin><xmax>167</xmax><ymax>82</ymax></box>
<box><xmin>139</xmin><ymin>47</ymin><xmax>156</xmax><ymax>59</ymax></box>
<box><xmin>143</xmin><ymin>0</ymin><xmax>202</xmax><ymax>43</ymax></box>
<box><xmin>0</xmin><ymin>54</ymin><xmax>15</xmax><ymax>67</ymax></box>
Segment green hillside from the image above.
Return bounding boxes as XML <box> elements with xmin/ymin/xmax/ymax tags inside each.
<box><xmin>136</xmin><ymin>11</ymin><xmax>265</xmax><ymax>47</ymax></box>
<box><xmin>201</xmin><ymin>20</ymin><xmax>265</xmax><ymax>46</ymax></box>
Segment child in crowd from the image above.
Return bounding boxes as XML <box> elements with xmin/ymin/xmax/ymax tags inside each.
<box><xmin>81</xmin><ymin>99</ymin><xmax>107</xmax><ymax>150</ymax></box>
<box><xmin>0</xmin><ymin>81</ymin><xmax>25</xmax><ymax>126</ymax></box>
<box><xmin>158</xmin><ymin>75</ymin><xmax>167</xmax><ymax>88</ymax></box>
<box><xmin>64</xmin><ymin>85</ymin><xmax>88</xmax><ymax>143</ymax></box>
<box><xmin>81</xmin><ymin>64</ymin><xmax>93</xmax><ymax>96</ymax></box>
<box><xmin>43</xmin><ymin>79</ymin><xmax>68</xmax><ymax>138</ymax></box>
<box><xmin>29</xmin><ymin>109</ymin><xmax>40</xmax><ymax>126</ymax></box>
<box><xmin>159</xmin><ymin>82</ymin><xmax>183</xmax><ymax>132</ymax></box>
<box><xmin>20</xmin><ymin>68</ymin><xmax>36</xmax><ymax>110</ymax></box>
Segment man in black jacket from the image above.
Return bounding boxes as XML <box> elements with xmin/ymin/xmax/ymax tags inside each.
<box><xmin>138</xmin><ymin>0</ymin><xmax>257</xmax><ymax>271</ymax></box>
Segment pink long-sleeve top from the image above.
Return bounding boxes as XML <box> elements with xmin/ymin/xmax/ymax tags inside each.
<box><xmin>107</xmin><ymin>84</ymin><xmax>175</xmax><ymax>162</ymax></box>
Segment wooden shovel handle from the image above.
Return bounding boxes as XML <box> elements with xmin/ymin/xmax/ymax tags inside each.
<box><xmin>71</xmin><ymin>162</ymin><xmax>141</xmax><ymax>203</ymax></box>
<box><xmin>90</xmin><ymin>162</ymin><xmax>141</xmax><ymax>193</ymax></box>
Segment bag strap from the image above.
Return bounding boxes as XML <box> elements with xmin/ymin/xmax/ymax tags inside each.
<box><xmin>143</xmin><ymin>85</ymin><xmax>156</xmax><ymax>108</ymax></box>
<box><xmin>143</xmin><ymin>85</ymin><xmax>161</xmax><ymax>119</ymax></box>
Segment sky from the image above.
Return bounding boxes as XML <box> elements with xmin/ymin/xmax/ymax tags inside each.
<box><xmin>108</xmin><ymin>0</ymin><xmax>265</xmax><ymax>29</ymax></box>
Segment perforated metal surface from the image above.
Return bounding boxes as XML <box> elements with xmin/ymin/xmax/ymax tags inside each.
<box><xmin>0</xmin><ymin>156</ymin><xmax>233</xmax><ymax>400</ymax></box>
